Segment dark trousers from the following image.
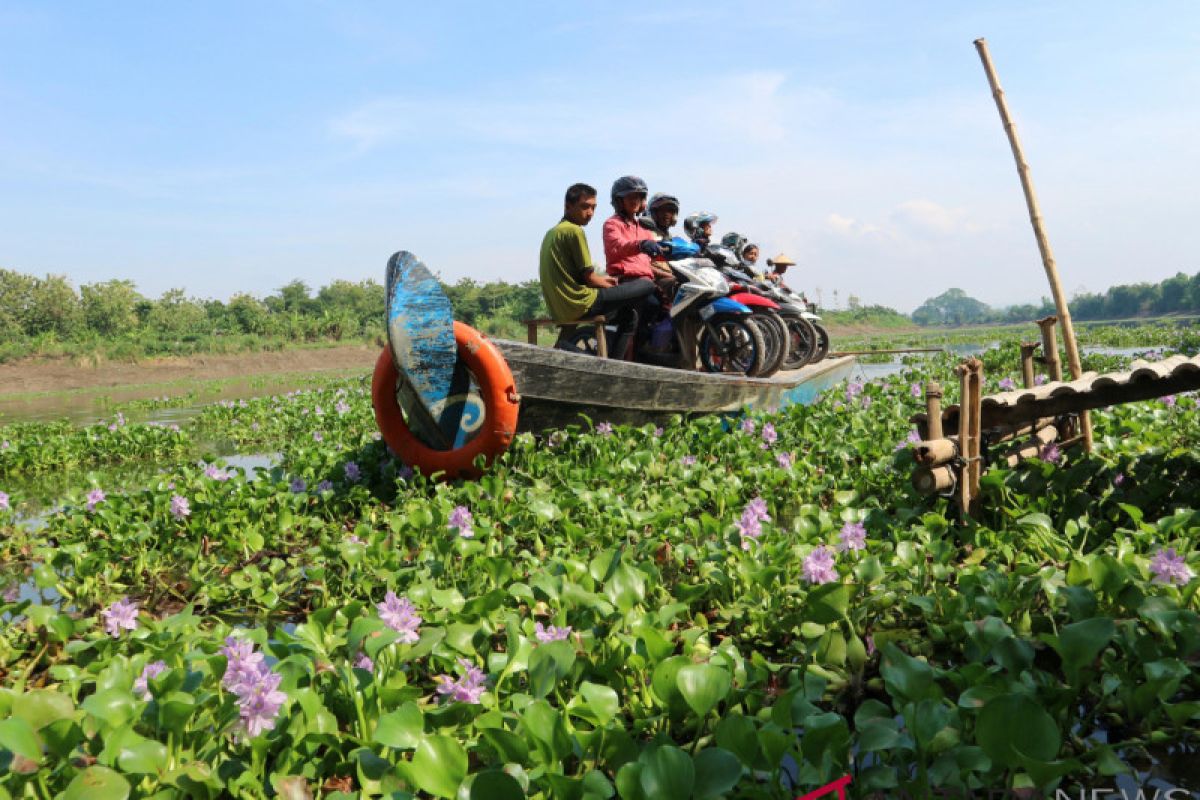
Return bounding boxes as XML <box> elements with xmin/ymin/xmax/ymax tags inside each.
<box><xmin>585</xmin><ymin>278</ymin><xmax>656</xmax><ymax>360</ymax></box>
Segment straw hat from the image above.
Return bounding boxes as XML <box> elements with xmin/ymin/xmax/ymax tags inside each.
<box><xmin>768</xmin><ymin>253</ymin><xmax>796</xmax><ymax>268</ymax></box>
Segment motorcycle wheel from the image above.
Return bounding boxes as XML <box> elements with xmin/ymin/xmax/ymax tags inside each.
<box><xmin>780</xmin><ymin>311</ymin><xmax>818</xmax><ymax>370</ymax></box>
<box><xmin>812</xmin><ymin>322</ymin><xmax>831</xmax><ymax>362</ymax></box>
<box><xmin>748</xmin><ymin>312</ymin><xmax>788</xmax><ymax>377</ymax></box>
<box><xmin>698</xmin><ymin>314</ymin><xmax>764</xmax><ymax>376</ymax></box>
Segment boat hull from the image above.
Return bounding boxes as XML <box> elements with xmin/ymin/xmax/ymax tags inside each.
<box><xmin>493</xmin><ymin>339</ymin><xmax>856</xmax><ymax>433</ymax></box>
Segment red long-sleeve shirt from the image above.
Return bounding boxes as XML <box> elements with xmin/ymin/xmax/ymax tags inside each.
<box><xmin>602</xmin><ymin>214</ymin><xmax>657</xmax><ymax>281</ymax></box>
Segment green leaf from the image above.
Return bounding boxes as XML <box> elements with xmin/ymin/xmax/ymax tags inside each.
<box><xmin>409</xmin><ymin>735</ymin><xmax>467</xmax><ymax>798</ymax></box>
<box><xmin>614</xmin><ymin>762</ymin><xmax>645</xmax><ymax>800</ymax></box>
<box><xmin>693</xmin><ymin>748</ymin><xmax>741</xmax><ymax>799</ymax></box>
<box><xmin>577</xmin><ymin>681</ymin><xmax>620</xmax><ymax>727</ymax></box>
<box><xmin>81</xmin><ymin>689</ymin><xmax>138</xmax><ymax>730</ymax></box>
<box><xmin>604</xmin><ymin>564</ymin><xmax>646</xmax><ymax>612</ymax></box>
<box><xmin>521</xmin><ymin>700</ymin><xmax>574</xmax><ymax>765</ymax></box>
<box><xmin>639</xmin><ymin>746</ymin><xmax>694</xmax><ymax>800</ymax></box>
<box><xmin>676</xmin><ymin>664</ymin><xmax>731</xmax><ymax>718</ymax></box>
<box><xmin>650</xmin><ymin>656</ymin><xmax>690</xmax><ymax>712</ymax></box>
<box><xmin>480</xmin><ymin>727</ymin><xmax>530</xmax><ymax>764</ymax></box>
<box><xmin>12</xmin><ymin>689</ymin><xmax>75</xmax><ymax>730</ymax></box>
<box><xmin>804</xmin><ymin>583</ymin><xmax>852</xmax><ymax>624</ymax></box>
<box><xmin>0</xmin><ymin>717</ymin><xmax>42</xmax><ymax>762</ymax></box>
<box><xmin>1053</xmin><ymin>617</ymin><xmax>1114</xmax><ymax>685</ymax></box>
<box><xmin>117</xmin><ymin>735</ymin><xmax>168</xmax><ymax>774</ymax></box>
<box><xmin>469</xmin><ymin>770</ymin><xmax>524</xmax><ymax>800</ymax></box>
<box><xmin>715</xmin><ymin>715</ymin><xmax>759</xmax><ymax>768</ymax></box>
<box><xmin>880</xmin><ymin>643</ymin><xmax>937</xmax><ymax>703</ymax></box>
<box><xmin>976</xmin><ymin>694</ymin><xmax>1061</xmax><ymax>768</ymax></box>
<box><xmin>374</xmin><ymin>702</ymin><xmax>423</xmax><ymax>750</ymax></box>
<box><xmin>529</xmin><ymin>639</ymin><xmax>576</xmax><ymax>699</ymax></box>
<box><xmin>63</xmin><ymin>766</ymin><xmax>131</xmax><ymax>800</ymax></box>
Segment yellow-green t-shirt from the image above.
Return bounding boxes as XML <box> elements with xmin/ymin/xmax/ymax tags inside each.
<box><xmin>539</xmin><ymin>220</ymin><xmax>599</xmax><ymax>322</ymax></box>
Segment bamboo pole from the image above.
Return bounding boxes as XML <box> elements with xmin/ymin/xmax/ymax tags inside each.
<box><xmin>1019</xmin><ymin>342</ymin><xmax>1039</xmax><ymax>388</ymax></box>
<box><xmin>974</xmin><ymin>37</ymin><xmax>1093</xmax><ymax>451</ymax></box>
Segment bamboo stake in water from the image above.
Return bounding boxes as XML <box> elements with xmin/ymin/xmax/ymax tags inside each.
<box><xmin>974</xmin><ymin>37</ymin><xmax>1092</xmax><ymax>450</ymax></box>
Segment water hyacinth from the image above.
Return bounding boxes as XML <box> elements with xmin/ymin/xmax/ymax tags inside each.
<box><xmin>761</xmin><ymin>423</ymin><xmax>777</xmax><ymax>448</ymax></box>
<box><xmin>289</xmin><ymin>477</ymin><xmax>307</xmax><ymax>493</ymax></box>
<box><xmin>1149</xmin><ymin>548</ymin><xmax>1194</xmax><ymax>585</ymax></box>
<box><xmin>845</xmin><ymin>381</ymin><xmax>864</xmax><ymax>402</ymax></box>
<box><xmin>681</xmin><ymin>455</ymin><xmax>697</xmax><ymax>467</ymax></box>
<box><xmin>238</xmin><ymin>669</ymin><xmax>288</xmax><ymax>737</ymax></box>
<box><xmin>776</xmin><ymin>451</ymin><xmax>793</xmax><ymax>469</ymax></box>
<box><xmin>740</xmin><ymin>417</ymin><xmax>756</xmax><ymax>435</ymax></box>
<box><xmin>86</xmin><ymin>488</ymin><xmax>106</xmax><ymax>512</ymax></box>
<box><xmin>1039</xmin><ymin>442</ymin><xmax>1062</xmax><ymax>464</ymax></box>
<box><xmin>1114</xmin><ymin>472</ymin><xmax>1126</xmax><ymax>486</ymax></box>
<box><xmin>448</xmin><ymin>505</ymin><xmax>474</xmax><ymax>538</ymax></box>
<box><xmin>737</xmin><ymin>497</ymin><xmax>771</xmax><ymax>550</ymax></box>
<box><xmin>895</xmin><ymin>429</ymin><xmax>922</xmax><ymax>451</ymax></box>
<box><xmin>134</xmin><ymin>661</ymin><xmax>168</xmax><ymax>700</ymax></box>
<box><xmin>354</xmin><ymin>652</ymin><xmax>374</xmax><ymax>671</ymax></box>
<box><xmin>535</xmin><ymin>622</ymin><xmax>572</xmax><ymax>643</ymax></box>
<box><xmin>1035</xmin><ymin>374</ymin><xmax>1048</xmax><ymax>386</ymax></box>
<box><xmin>803</xmin><ymin>546</ymin><xmax>838</xmax><ymax>585</ymax></box>
<box><xmin>1162</xmin><ymin>394</ymin><xmax>1177</xmax><ymax>408</ymax></box>
<box><xmin>317</xmin><ymin>480</ymin><xmax>333</xmax><ymax>493</ymax></box>
<box><xmin>101</xmin><ymin>597</ymin><xmax>139</xmax><ymax>637</ymax></box>
<box><xmin>344</xmin><ymin>461</ymin><xmax>361</xmax><ymax>482</ymax></box>
<box><xmin>335</xmin><ymin>400</ymin><xmax>351</xmax><ymax>415</ymax></box>
<box><xmin>204</xmin><ymin>464</ymin><xmax>230</xmax><ymax>481</ymax></box>
<box><xmin>0</xmin><ymin>491</ymin><xmax>8</xmax><ymax>511</ymax></box>
<box><xmin>170</xmin><ymin>494</ymin><xmax>191</xmax><ymax>520</ymax></box>
<box><xmin>596</xmin><ymin>421</ymin><xmax>613</xmax><ymax>436</ymax></box>
<box><xmin>435</xmin><ymin>658</ymin><xmax>487</xmax><ymax>704</ymax></box>
<box><xmin>838</xmin><ymin>521</ymin><xmax>867</xmax><ymax>553</ymax></box>
<box><xmin>653</xmin><ymin>426</ymin><xmax>663</xmax><ymax>437</ymax></box>
<box><xmin>377</xmin><ymin>591</ymin><xmax>422</xmax><ymax>643</ymax></box>
<box><xmin>910</xmin><ymin>382</ymin><xmax>922</xmax><ymax>398</ymax></box>
<box><xmin>998</xmin><ymin>377</ymin><xmax>1017</xmax><ymax>391</ymax></box>
<box><xmin>313</xmin><ymin>431</ymin><xmax>324</xmax><ymax>442</ymax></box>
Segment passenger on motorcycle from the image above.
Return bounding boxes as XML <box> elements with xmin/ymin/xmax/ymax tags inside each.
<box><xmin>684</xmin><ymin>212</ymin><xmax>718</xmax><ymax>247</ymax></box>
<box><xmin>639</xmin><ymin>193</ymin><xmax>680</xmax><ymax>242</ymax></box>
<box><xmin>765</xmin><ymin>253</ymin><xmax>795</xmax><ymax>285</ymax></box>
<box><xmin>603</xmin><ymin>176</ymin><xmax>669</xmax><ymax>284</ymax></box>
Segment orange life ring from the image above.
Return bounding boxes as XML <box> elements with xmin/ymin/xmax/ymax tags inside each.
<box><xmin>372</xmin><ymin>321</ymin><xmax>520</xmax><ymax>480</ymax></box>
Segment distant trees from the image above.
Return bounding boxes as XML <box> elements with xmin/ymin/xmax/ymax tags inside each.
<box><xmin>911</xmin><ymin>270</ymin><xmax>1200</xmax><ymax>326</ymax></box>
<box><xmin>0</xmin><ymin>267</ymin><xmax>550</xmax><ymax>361</ymax></box>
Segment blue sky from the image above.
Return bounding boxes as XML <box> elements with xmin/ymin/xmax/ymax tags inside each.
<box><xmin>2</xmin><ymin>2</ymin><xmax>1198</xmax><ymax>312</ymax></box>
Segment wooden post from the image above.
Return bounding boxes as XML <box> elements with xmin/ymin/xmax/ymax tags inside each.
<box><xmin>1036</xmin><ymin>316</ymin><xmax>1063</xmax><ymax>382</ymax></box>
<box><xmin>925</xmin><ymin>381</ymin><xmax>944</xmax><ymax>440</ymax></box>
<box><xmin>974</xmin><ymin>37</ymin><xmax>1092</xmax><ymax>450</ymax></box>
<box><xmin>956</xmin><ymin>359</ymin><xmax>983</xmax><ymax>516</ymax></box>
<box><xmin>1019</xmin><ymin>342</ymin><xmax>1039</xmax><ymax>388</ymax></box>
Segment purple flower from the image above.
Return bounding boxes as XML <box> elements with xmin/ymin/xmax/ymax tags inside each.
<box><xmin>861</xmin><ymin>394</ymin><xmax>872</xmax><ymax>409</ymax></box>
<box><xmin>761</xmin><ymin>423</ymin><xmax>777</xmax><ymax>447</ymax></box>
<box><xmin>220</xmin><ymin>635</ymin><xmax>266</xmax><ymax>695</ymax></box>
<box><xmin>1039</xmin><ymin>443</ymin><xmax>1061</xmax><ymax>464</ymax></box>
<box><xmin>1034</xmin><ymin>374</ymin><xmax>1048</xmax><ymax>386</ymax></box>
<box><xmin>317</xmin><ymin>480</ymin><xmax>333</xmax><ymax>493</ymax></box>
<box><xmin>335</xmin><ymin>400</ymin><xmax>351</xmax><ymax>415</ymax></box>
<box><xmin>134</xmin><ymin>661</ymin><xmax>168</xmax><ymax>700</ymax></box>
<box><xmin>3</xmin><ymin>585</ymin><xmax>19</xmax><ymax>603</ymax></box>
<box><xmin>344</xmin><ymin>461</ymin><xmax>361</xmax><ymax>482</ymax></box>
<box><xmin>740</xmin><ymin>417</ymin><xmax>757</xmax><ymax>435</ymax></box>
<box><xmin>448</xmin><ymin>505</ymin><xmax>474</xmax><ymax>538</ymax></box>
<box><xmin>1149</xmin><ymin>548</ymin><xmax>1194</xmax><ymax>586</ymax></box>
<box><xmin>205</xmin><ymin>464</ymin><xmax>230</xmax><ymax>481</ymax></box>
<box><xmin>681</xmin><ymin>455</ymin><xmax>697</xmax><ymax>467</ymax></box>
<box><xmin>86</xmin><ymin>488</ymin><xmax>106</xmax><ymax>512</ymax></box>
<box><xmin>866</xmin><ymin>635</ymin><xmax>876</xmax><ymax>656</ymax></box>
<box><xmin>653</xmin><ymin>426</ymin><xmax>663</xmax><ymax>437</ymax></box>
<box><xmin>535</xmin><ymin>622</ymin><xmax>573</xmax><ymax>643</ymax></box>
<box><xmin>998</xmin><ymin>377</ymin><xmax>1016</xmax><ymax>391</ymax></box>
<box><xmin>1162</xmin><ymin>394</ymin><xmax>1177</xmax><ymax>408</ymax></box>
<box><xmin>377</xmin><ymin>591</ymin><xmax>422</xmax><ymax>643</ymax></box>
<box><xmin>346</xmin><ymin>533</ymin><xmax>364</xmax><ymax>545</ymax></box>
<box><xmin>838</xmin><ymin>521</ymin><xmax>867</xmax><ymax>553</ymax></box>
<box><xmin>737</xmin><ymin>498</ymin><xmax>771</xmax><ymax>550</ymax></box>
<box><xmin>289</xmin><ymin>477</ymin><xmax>307</xmax><ymax>493</ymax></box>
<box><xmin>0</xmin><ymin>491</ymin><xmax>8</xmax><ymax>512</ymax></box>
<box><xmin>238</xmin><ymin>666</ymin><xmax>288</xmax><ymax>738</ymax></box>
<box><xmin>895</xmin><ymin>429</ymin><xmax>922</xmax><ymax>451</ymax></box>
<box><xmin>435</xmin><ymin>658</ymin><xmax>487</xmax><ymax>704</ymax></box>
<box><xmin>777</xmin><ymin>451</ymin><xmax>793</xmax><ymax>469</ymax></box>
<box><xmin>397</xmin><ymin>464</ymin><xmax>414</xmax><ymax>481</ymax></box>
<box><xmin>1114</xmin><ymin>472</ymin><xmax>1126</xmax><ymax>486</ymax></box>
<box><xmin>312</xmin><ymin>431</ymin><xmax>324</xmax><ymax>442</ymax></box>
<box><xmin>251</xmin><ymin>422</ymin><xmax>260</xmax><ymax>432</ymax></box>
<box><xmin>170</xmin><ymin>494</ymin><xmax>191</xmax><ymax>520</ymax></box>
<box><xmin>910</xmin><ymin>383</ymin><xmax>922</xmax><ymax>398</ymax></box>
<box><xmin>845</xmin><ymin>381</ymin><xmax>864</xmax><ymax>401</ymax></box>
<box><xmin>101</xmin><ymin>597</ymin><xmax>139</xmax><ymax>637</ymax></box>
<box><xmin>354</xmin><ymin>652</ymin><xmax>374</xmax><ymax>671</ymax></box>
<box><xmin>802</xmin><ymin>546</ymin><xmax>838</xmax><ymax>585</ymax></box>
<box><xmin>596</xmin><ymin>422</ymin><xmax>613</xmax><ymax>436</ymax></box>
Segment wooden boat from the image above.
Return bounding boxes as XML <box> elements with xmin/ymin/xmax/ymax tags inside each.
<box><xmin>495</xmin><ymin>339</ymin><xmax>857</xmax><ymax>433</ymax></box>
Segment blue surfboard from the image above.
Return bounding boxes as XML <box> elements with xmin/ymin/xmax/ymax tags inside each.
<box><xmin>384</xmin><ymin>251</ymin><xmax>471</xmax><ymax>450</ymax></box>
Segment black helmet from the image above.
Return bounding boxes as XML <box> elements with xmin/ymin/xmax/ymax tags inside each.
<box><xmin>648</xmin><ymin>193</ymin><xmax>679</xmax><ymax>213</ymax></box>
<box><xmin>611</xmin><ymin>175</ymin><xmax>648</xmax><ymax>203</ymax></box>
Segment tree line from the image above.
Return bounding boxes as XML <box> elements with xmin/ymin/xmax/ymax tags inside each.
<box><xmin>911</xmin><ymin>271</ymin><xmax>1200</xmax><ymax>326</ymax></box>
<box><xmin>0</xmin><ymin>268</ymin><xmax>548</xmax><ymax>362</ymax></box>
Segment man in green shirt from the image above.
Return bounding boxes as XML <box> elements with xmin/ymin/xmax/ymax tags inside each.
<box><xmin>539</xmin><ymin>183</ymin><xmax>655</xmax><ymax>359</ymax></box>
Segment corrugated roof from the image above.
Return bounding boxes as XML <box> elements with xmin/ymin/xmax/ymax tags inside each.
<box><xmin>913</xmin><ymin>354</ymin><xmax>1200</xmax><ymax>433</ymax></box>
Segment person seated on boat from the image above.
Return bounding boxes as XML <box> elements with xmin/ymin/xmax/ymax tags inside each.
<box><xmin>765</xmin><ymin>253</ymin><xmax>796</xmax><ymax>285</ymax></box>
<box><xmin>683</xmin><ymin>212</ymin><xmax>718</xmax><ymax>247</ymax></box>
<box><xmin>639</xmin><ymin>193</ymin><xmax>680</xmax><ymax>242</ymax></box>
<box><xmin>540</xmin><ymin>181</ymin><xmax>655</xmax><ymax>360</ymax></box>
<box><xmin>603</xmin><ymin>176</ymin><xmax>673</xmax><ymax>287</ymax></box>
